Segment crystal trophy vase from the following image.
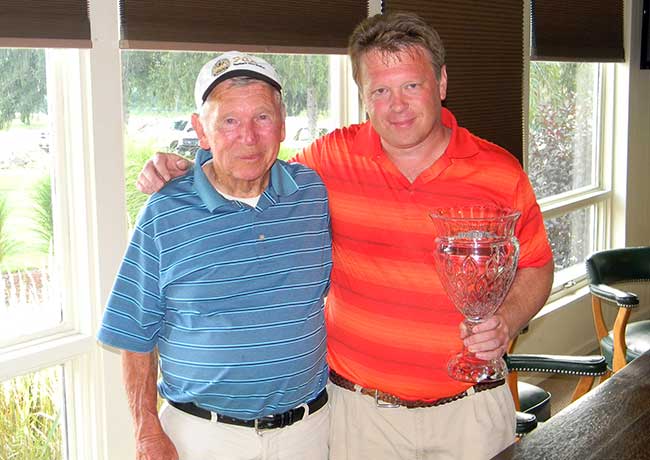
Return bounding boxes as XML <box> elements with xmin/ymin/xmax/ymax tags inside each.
<box><xmin>430</xmin><ymin>206</ymin><xmax>520</xmax><ymax>383</ymax></box>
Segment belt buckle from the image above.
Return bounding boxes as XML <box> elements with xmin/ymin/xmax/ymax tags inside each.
<box><xmin>254</xmin><ymin>415</ymin><xmax>275</xmax><ymax>436</ymax></box>
<box><xmin>374</xmin><ymin>390</ymin><xmax>400</xmax><ymax>408</ymax></box>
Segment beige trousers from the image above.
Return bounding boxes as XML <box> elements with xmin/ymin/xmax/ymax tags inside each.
<box><xmin>328</xmin><ymin>383</ymin><xmax>516</xmax><ymax>460</ymax></box>
<box><xmin>159</xmin><ymin>401</ymin><xmax>329</xmax><ymax>460</ymax></box>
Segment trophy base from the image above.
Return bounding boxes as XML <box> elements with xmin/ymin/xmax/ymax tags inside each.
<box><xmin>447</xmin><ymin>353</ymin><xmax>507</xmax><ymax>383</ymax></box>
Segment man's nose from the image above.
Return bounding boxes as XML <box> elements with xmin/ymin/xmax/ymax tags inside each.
<box><xmin>240</xmin><ymin>120</ymin><xmax>259</xmax><ymax>144</ymax></box>
<box><xmin>390</xmin><ymin>90</ymin><xmax>407</xmax><ymax>112</ymax></box>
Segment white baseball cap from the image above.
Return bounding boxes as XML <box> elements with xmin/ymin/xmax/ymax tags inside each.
<box><xmin>193</xmin><ymin>51</ymin><xmax>282</xmax><ymax>110</ymax></box>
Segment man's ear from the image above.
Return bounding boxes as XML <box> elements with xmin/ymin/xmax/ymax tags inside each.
<box><xmin>438</xmin><ymin>65</ymin><xmax>448</xmax><ymax>101</ymax></box>
<box><xmin>280</xmin><ymin>105</ymin><xmax>286</xmax><ymax>142</ymax></box>
<box><xmin>191</xmin><ymin>113</ymin><xmax>211</xmax><ymax>150</ymax></box>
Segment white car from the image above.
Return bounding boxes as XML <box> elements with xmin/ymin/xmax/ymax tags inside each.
<box><xmin>168</xmin><ymin>119</ymin><xmax>199</xmax><ymax>158</ymax></box>
<box><xmin>284</xmin><ymin>126</ymin><xmax>328</xmax><ymax>150</ymax></box>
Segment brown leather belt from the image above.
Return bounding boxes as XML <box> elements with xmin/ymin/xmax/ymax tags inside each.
<box><xmin>329</xmin><ymin>370</ymin><xmax>505</xmax><ymax>409</ymax></box>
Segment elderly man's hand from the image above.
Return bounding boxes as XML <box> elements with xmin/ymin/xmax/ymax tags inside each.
<box><xmin>136</xmin><ymin>430</ymin><xmax>179</xmax><ymax>460</ymax></box>
<box><xmin>460</xmin><ymin>314</ymin><xmax>511</xmax><ymax>361</ymax></box>
<box><xmin>136</xmin><ymin>152</ymin><xmax>192</xmax><ymax>195</ymax></box>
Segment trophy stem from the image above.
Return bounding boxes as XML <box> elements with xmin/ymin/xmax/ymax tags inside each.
<box><xmin>447</xmin><ymin>319</ymin><xmax>507</xmax><ymax>383</ymax></box>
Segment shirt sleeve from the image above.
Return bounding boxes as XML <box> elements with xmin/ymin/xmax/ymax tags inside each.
<box><xmin>513</xmin><ymin>171</ymin><xmax>554</xmax><ymax>268</ymax></box>
<box><xmin>97</xmin><ymin>223</ymin><xmax>164</xmax><ymax>353</ymax></box>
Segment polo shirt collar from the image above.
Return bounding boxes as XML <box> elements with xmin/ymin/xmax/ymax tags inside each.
<box><xmin>438</xmin><ymin>108</ymin><xmax>480</xmax><ymax>159</ymax></box>
<box><xmin>193</xmin><ymin>149</ymin><xmax>299</xmax><ymax>212</ymax></box>
<box><xmin>350</xmin><ymin>107</ymin><xmax>479</xmax><ymax>160</ymax></box>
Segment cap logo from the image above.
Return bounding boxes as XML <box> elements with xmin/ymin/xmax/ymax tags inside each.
<box><xmin>232</xmin><ymin>55</ymin><xmax>267</xmax><ymax>70</ymax></box>
<box><xmin>211</xmin><ymin>58</ymin><xmax>231</xmax><ymax>77</ymax></box>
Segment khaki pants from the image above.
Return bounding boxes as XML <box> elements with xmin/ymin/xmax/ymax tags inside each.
<box><xmin>328</xmin><ymin>383</ymin><xmax>515</xmax><ymax>460</ymax></box>
<box><xmin>159</xmin><ymin>401</ymin><xmax>329</xmax><ymax>460</ymax></box>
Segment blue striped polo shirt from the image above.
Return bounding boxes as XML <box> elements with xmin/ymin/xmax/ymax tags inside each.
<box><xmin>98</xmin><ymin>149</ymin><xmax>332</xmax><ymax>419</ymax></box>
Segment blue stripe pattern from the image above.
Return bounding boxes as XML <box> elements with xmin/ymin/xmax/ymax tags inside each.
<box><xmin>98</xmin><ymin>150</ymin><xmax>332</xmax><ymax>419</ymax></box>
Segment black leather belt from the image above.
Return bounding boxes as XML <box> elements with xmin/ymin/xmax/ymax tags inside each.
<box><xmin>168</xmin><ymin>388</ymin><xmax>328</xmax><ymax>430</ymax></box>
<box><xmin>329</xmin><ymin>370</ymin><xmax>504</xmax><ymax>409</ymax></box>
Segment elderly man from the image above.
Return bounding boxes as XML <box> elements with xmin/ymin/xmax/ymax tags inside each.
<box><xmin>98</xmin><ymin>52</ymin><xmax>332</xmax><ymax>460</ymax></box>
<box><xmin>137</xmin><ymin>12</ymin><xmax>554</xmax><ymax>460</ymax></box>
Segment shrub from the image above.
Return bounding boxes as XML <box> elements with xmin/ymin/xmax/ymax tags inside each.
<box><xmin>0</xmin><ymin>195</ymin><xmax>19</xmax><ymax>264</ymax></box>
<box><xmin>278</xmin><ymin>145</ymin><xmax>299</xmax><ymax>162</ymax></box>
<box><xmin>0</xmin><ymin>368</ymin><xmax>64</xmax><ymax>460</ymax></box>
<box><xmin>31</xmin><ymin>175</ymin><xmax>53</xmax><ymax>253</ymax></box>
<box><xmin>124</xmin><ymin>138</ymin><xmax>155</xmax><ymax>228</ymax></box>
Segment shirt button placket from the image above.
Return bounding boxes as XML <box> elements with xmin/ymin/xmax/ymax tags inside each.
<box><xmin>253</xmin><ymin>213</ymin><xmax>268</xmax><ymax>260</ymax></box>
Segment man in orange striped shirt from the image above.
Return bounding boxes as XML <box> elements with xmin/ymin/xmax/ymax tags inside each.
<box><xmin>138</xmin><ymin>12</ymin><xmax>553</xmax><ymax>460</ymax></box>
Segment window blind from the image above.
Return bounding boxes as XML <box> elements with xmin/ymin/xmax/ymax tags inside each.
<box><xmin>0</xmin><ymin>0</ymin><xmax>91</xmax><ymax>48</ymax></box>
<box><xmin>382</xmin><ymin>1</ymin><xmax>524</xmax><ymax>162</ymax></box>
<box><xmin>119</xmin><ymin>0</ymin><xmax>369</xmax><ymax>53</ymax></box>
<box><xmin>531</xmin><ymin>0</ymin><xmax>625</xmax><ymax>62</ymax></box>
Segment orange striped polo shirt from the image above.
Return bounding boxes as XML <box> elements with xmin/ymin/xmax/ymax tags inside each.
<box><xmin>295</xmin><ymin>108</ymin><xmax>553</xmax><ymax>400</ymax></box>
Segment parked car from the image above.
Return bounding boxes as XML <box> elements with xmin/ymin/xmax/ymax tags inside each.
<box><xmin>38</xmin><ymin>131</ymin><xmax>49</xmax><ymax>153</ymax></box>
<box><xmin>168</xmin><ymin>119</ymin><xmax>199</xmax><ymax>158</ymax></box>
<box><xmin>284</xmin><ymin>126</ymin><xmax>329</xmax><ymax>151</ymax></box>
<box><xmin>294</xmin><ymin>127</ymin><xmax>328</xmax><ymax>142</ymax></box>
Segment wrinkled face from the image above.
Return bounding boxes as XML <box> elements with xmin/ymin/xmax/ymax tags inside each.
<box><xmin>192</xmin><ymin>80</ymin><xmax>285</xmax><ymax>194</ymax></box>
<box><xmin>359</xmin><ymin>47</ymin><xmax>447</xmax><ymax>155</ymax></box>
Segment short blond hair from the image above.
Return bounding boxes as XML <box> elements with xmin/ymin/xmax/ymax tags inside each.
<box><xmin>348</xmin><ymin>11</ymin><xmax>446</xmax><ymax>84</ymax></box>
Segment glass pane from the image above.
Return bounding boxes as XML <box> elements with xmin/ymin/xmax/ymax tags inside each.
<box><xmin>0</xmin><ymin>49</ymin><xmax>62</xmax><ymax>343</ymax></box>
<box><xmin>262</xmin><ymin>54</ymin><xmax>334</xmax><ymax>159</ymax></box>
<box><xmin>0</xmin><ymin>366</ymin><xmax>67</xmax><ymax>460</ymax></box>
<box><xmin>122</xmin><ymin>51</ymin><xmax>337</xmax><ymax>228</ymax></box>
<box><xmin>528</xmin><ymin>62</ymin><xmax>599</xmax><ymax>199</ymax></box>
<box><xmin>544</xmin><ymin>206</ymin><xmax>595</xmax><ymax>271</ymax></box>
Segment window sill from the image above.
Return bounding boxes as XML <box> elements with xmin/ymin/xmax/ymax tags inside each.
<box><xmin>534</xmin><ymin>284</ymin><xmax>591</xmax><ymax>320</ymax></box>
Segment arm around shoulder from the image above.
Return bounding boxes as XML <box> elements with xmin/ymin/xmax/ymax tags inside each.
<box><xmin>136</xmin><ymin>152</ymin><xmax>193</xmax><ymax>195</ymax></box>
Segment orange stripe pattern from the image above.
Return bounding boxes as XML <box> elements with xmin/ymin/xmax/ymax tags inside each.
<box><xmin>296</xmin><ymin>109</ymin><xmax>553</xmax><ymax>400</ymax></box>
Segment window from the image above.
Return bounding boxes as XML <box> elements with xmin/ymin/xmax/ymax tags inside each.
<box><xmin>527</xmin><ymin>61</ymin><xmax>612</xmax><ymax>296</ymax></box>
<box><xmin>0</xmin><ymin>48</ymin><xmax>108</xmax><ymax>460</ymax></box>
<box><xmin>0</xmin><ymin>49</ymin><xmax>64</xmax><ymax>345</ymax></box>
<box><xmin>0</xmin><ymin>49</ymin><xmax>69</xmax><ymax>460</ymax></box>
<box><xmin>121</xmin><ymin>51</ymin><xmax>358</xmax><ymax>227</ymax></box>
